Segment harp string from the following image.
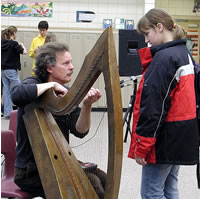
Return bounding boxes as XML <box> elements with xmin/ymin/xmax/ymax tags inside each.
<box><xmin>67</xmin><ymin>51</ymin><xmax>104</xmax><ymax>110</ymax></box>
<box><xmin>67</xmin><ymin>110</ymin><xmax>108</xmax><ymax>199</ymax></box>
<box><xmin>70</xmin><ymin>111</ymin><xmax>108</xmax><ymax>180</ymax></box>
<box><xmin>70</xmin><ymin>111</ymin><xmax>106</xmax><ymax>148</ymax></box>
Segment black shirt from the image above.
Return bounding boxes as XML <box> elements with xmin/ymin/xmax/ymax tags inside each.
<box><xmin>11</xmin><ymin>77</ymin><xmax>88</xmax><ymax>169</ymax></box>
<box><xmin>1</xmin><ymin>39</ymin><xmax>24</xmax><ymax>70</ymax></box>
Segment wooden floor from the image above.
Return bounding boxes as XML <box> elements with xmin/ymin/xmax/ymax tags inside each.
<box><xmin>1</xmin><ymin>112</ymin><xmax>200</xmax><ymax>199</ymax></box>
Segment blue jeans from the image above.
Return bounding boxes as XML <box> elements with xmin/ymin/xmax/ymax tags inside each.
<box><xmin>1</xmin><ymin>69</ymin><xmax>20</xmax><ymax>117</ymax></box>
<box><xmin>141</xmin><ymin>164</ymin><xmax>180</xmax><ymax>199</ymax></box>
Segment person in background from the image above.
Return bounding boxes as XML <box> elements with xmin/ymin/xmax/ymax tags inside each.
<box><xmin>1</xmin><ymin>26</ymin><xmax>27</xmax><ymax>119</ymax></box>
<box><xmin>29</xmin><ymin>20</ymin><xmax>49</xmax><ymax>76</ymax></box>
<box><xmin>12</xmin><ymin>42</ymin><xmax>106</xmax><ymax>198</ymax></box>
<box><xmin>128</xmin><ymin>8</ymin><xmax>199</xmax><ymax>199</ymax></box>
<box><xmin>33</xmin><ymin>32</ymin><xmax>57</xmax><ymax>57</ymax></box>
<box><xmin>44</xmin><ymin>32</ymin><xmax>56</xmax><ymax>43</ymax></box>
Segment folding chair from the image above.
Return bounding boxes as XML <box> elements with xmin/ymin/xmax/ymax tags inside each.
<box><xmin>1</xmin><ymin>130</ymin><xmax>32</xmax><ymax>199</ymax></box>
<box><xmin>9</xmin><ymin>109</ymin><xmax>18</xmax><ymax>142</ymax></box>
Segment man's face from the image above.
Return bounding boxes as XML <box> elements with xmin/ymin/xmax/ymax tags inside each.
<box><xmin>47</xmin><ymin>51</ymin><xmax>74</xmax><ymax>85</ymax></box>
<box><xmin>39</xmin><ymin>28</ymin><xmax>47</xmax><ymax>37</ymax></box>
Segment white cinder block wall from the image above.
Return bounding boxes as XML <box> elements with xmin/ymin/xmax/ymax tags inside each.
<box><xmin>1</xmin><ymin>0</ymin><xmax>155</xmax><ymax>31</ymax></box>
<box><xmin>156</xmin><ymin>0</ymin><xmax>200</xmax><ymax>16</ymax></box>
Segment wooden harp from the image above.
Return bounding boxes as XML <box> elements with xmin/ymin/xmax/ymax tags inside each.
<box><xmin>23</xmin><ymin>26</ymin><xmax>123</xmax><ymax>199</ymax></box>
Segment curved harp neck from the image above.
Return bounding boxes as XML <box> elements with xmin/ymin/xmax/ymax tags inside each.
<box><xmin>39</xmin><ymin>26</ymin><xmax>114</xmax><ymax>115</ymax></box>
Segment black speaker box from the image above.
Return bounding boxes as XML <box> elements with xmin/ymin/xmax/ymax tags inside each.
<box><xmin>118</xmin><ymin>29</ymin><xmax>147</xmax><ymax>77</ymax></box>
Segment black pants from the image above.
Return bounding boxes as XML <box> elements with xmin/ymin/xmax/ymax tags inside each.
<box><xmin>14</xmin><ymin>166</ymin><xmax>106</xmax><ymax>198</ymax></box>
<box><xmin>14</xmin><ymin>166</ymin><xmax>45</xmax><ymax>198</ymax></box>
<box><xmin>85</xmin><ymin>168</ymin><xmax>106</xmax><ymax>199</ymax></box>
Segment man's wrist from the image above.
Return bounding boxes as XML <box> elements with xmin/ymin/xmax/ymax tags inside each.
<box><xmin>82</xmin><ymin>102</ymin><xmax>92</xmax><ymax>110</ymax></box>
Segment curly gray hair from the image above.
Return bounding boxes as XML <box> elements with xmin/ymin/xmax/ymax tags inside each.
<box><xmin>35</xmin><ymin>42</ymin><xmax>69</xmax><ymax>82</ymax></box>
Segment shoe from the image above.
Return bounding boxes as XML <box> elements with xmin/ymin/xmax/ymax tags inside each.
<box><xmin>4</xmin><ymin>116</ymin><xmax>10</xmax><ymax>120</ymax></box>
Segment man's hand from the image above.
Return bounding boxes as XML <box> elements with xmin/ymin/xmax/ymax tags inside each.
<box><xmin>53</xmin><ymin>82</ymin><xmax>68</xmax><ymax>97</ymax></box>
<box><xmin>135</xmin><ymin>155</ymin><xmax>147</xmax><ymax>166</ymax></box>
<box><xmin>76</xmin><ymin>88</ymin><xmax>101</xmax><ymax>133</ymax></box>
<box><xmin>83</xmin><ymin>88</ymin><xmax>101</xmax><ymax>106</ymax></box>
<box><xmin>37</xmin><ymin>82</ymin><xmax>68</xmax><ymax>97</ymax></box>
<box><xmin>34</xmin><ymin>46</ymin><xmax>41</xmax><ymax>55</ymax></box>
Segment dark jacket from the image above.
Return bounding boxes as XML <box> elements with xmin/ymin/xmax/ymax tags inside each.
<box><xmin>128</xmin><ymin>39</ymin><xmax>199</xmax><ymax>165</ymax></box>
<box><xmin>11</xmin><ymin>77</ymin><xmax>89</xmax><ymax>169</ymax></box>
<box><xmin>194</xmin><ymin>62</ymin><xmax>200</xmax><ymax>120</ymax></box>
<box><xmin>1</xmin><ymin>39</ymin><xmax>24</xmax><ymax>70</ymax></box>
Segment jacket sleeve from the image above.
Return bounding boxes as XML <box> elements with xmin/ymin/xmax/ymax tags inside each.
<box><xmin>29</xmin><ymin>38</ymin><xmax>36</xmax><ymax>58</ymax></box>
<box><xmin>135</xmin><ymin>54</ymin><xmax>177</xmax><ymax>157</ymax></box>
<box><xmin>13</xmin><ymin>41</ymin><xmax>24</xmax><ymax>54</ymax></box>
<box><xmin>11</xmin><ymin>78</ymin><xmax>38</xmax><ymax>107</ymax></box>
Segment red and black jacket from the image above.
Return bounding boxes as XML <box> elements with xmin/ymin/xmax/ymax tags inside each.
<box><xmin>128</xmin><ymin>39</ymin><xmax>199</xmax><ymax>165</ymax></box>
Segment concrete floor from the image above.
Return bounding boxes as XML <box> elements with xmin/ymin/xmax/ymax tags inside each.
<box><xmin>1</xmin><ymin>112</ymin><xmax>200</xmax><ymax>199</ymax></box>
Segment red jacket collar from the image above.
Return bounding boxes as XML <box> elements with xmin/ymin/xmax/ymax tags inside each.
<box><xmin>138</xmin><ymin>47</ymin><xmax>152</xmax><ymax>74</ymax></box>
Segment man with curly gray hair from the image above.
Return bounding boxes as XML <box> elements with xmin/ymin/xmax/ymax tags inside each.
<box><xmin>11</xmin><ymin>42</ymin><xmax>106</xmax><ymax>198</ymax></box>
